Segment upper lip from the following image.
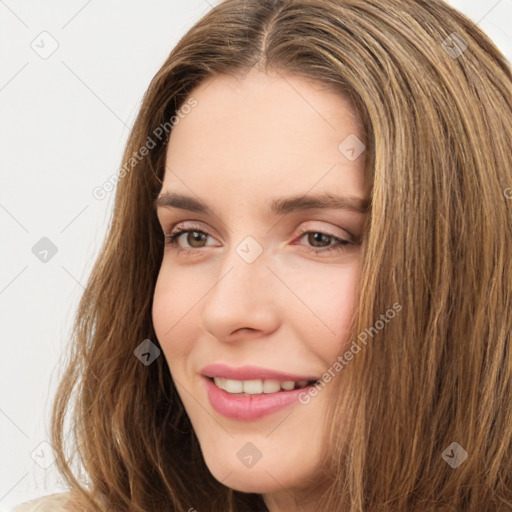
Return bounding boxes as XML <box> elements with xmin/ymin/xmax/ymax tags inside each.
<box><xmin>201</xmin><ymin>363</ymin><xmax>319</xmax><ymax>382</ymax></box>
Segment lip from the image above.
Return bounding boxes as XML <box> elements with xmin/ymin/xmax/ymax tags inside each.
<box><xmin>203</xmin><ymin>376</ymin><xmax>316</xmax><ymax>420</ymax></box>
<box><xmin>200</xmin><ymin>363</ymin><xmax>319</xmax><ymax>382</ymax></box>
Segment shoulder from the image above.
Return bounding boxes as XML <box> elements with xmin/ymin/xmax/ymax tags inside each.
<box><xmin>11</xmin><ymin>492</ymin><xmax>77</xmax><ymax>512</ymax></box>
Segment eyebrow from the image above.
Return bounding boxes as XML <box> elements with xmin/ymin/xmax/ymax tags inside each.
<box><xmin>154</xmin><ymin>191</ymin><xmax>369</xmax><ymax>216</ymax></box>
<box><xmin>153</xmin><ymin>192</ymin><xmax>369</xmax><ymax>216</ymax></box>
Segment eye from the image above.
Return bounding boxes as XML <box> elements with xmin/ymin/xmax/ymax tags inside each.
<box><xmin>164</xmin><ymin>223</ymin><xmax>216</xmax><ymax>254</ymax></box>
<box><xmin>295</xmin><ymin>227</ymin><xmax>353</xmax><ymax>256</ymax></box>
<box><xmin>162</xmin><ymin>222</ymin><xmax>355</xmax><ymax>257</ymax></box>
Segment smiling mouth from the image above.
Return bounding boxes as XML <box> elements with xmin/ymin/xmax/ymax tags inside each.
<box><xmin>208</xmin><ymin>376</ymin><xmax>319</xmax><ymax>395</ymax></box>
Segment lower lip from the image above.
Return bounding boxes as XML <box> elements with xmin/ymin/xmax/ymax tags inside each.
<box><xmin>203</xmin><ymin>376</ymin><xmax>314</xmax><ymax>421</ymax></box>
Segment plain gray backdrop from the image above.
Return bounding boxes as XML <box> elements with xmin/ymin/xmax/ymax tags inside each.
<box><xmin>1</xmin><ymin>0</ymin><xmax>511</xmax><ymax>510</ymax></box>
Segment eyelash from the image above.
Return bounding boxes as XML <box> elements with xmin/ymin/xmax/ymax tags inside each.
<box><xmin>163</xmin><ymin>223</ymin><xmax>352</xmax><ymax>256</ymax></box>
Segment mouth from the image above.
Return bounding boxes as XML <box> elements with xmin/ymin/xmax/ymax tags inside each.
<box><xmin>207</xmin><ymin>376</ymin><xmax>320</xmax><ymax>396</ymax></box>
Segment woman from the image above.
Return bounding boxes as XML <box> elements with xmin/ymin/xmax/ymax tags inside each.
<box><xmin>14</xmin><ymin>0</ymin><xmax>512</xmax><ymax>510</ymax></box>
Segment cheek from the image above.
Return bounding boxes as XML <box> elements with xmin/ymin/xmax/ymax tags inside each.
<box><xmin>152</xmin><ymin>255</ymin><xmax>361</xmax><ymax>365</ymax></box>
<box><xmin>285</xmin><ymin>259</ymin><xmax>361</xmax><ymax>359</ymax></box>
<box><xmin>325</xmin><ymin>265</ymin><xmax>360</xmax><ymax>326</ymax></box>
<box><xmin>152</xmin><ymin>269</ymin><xmax>195</xmax><ymax>361</ymax></box>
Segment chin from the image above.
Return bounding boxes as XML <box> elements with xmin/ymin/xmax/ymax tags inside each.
<box><xmin>210</xmin><ymin>465</ymin><xmax>289</xmax><ymax>494</ymax></box>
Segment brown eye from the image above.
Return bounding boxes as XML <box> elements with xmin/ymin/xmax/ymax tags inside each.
<box><xmin>306</xmin><ymin>232</ymin><xmax>334</xmax><ymax>248</ymax></box>
<box><xmin>296</xmin><ymin>229</ymin><xmax>352</xmax><ymax>256</ymax></box>
<box><xmin>165</xmin><ymin>229</ymin><xmax>211</xmax><ymax>248</ymax></box>
<box><xmin>186</xmin><ymin>231</ymin><xmax>208</xmax><ymax>248</ymax></box>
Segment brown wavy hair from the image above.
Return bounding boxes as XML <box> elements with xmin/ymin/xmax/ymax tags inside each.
<box><xmin>50</xmin><ymin>0</ymin><xmax>512</xmax><ymax>510</ymax></box>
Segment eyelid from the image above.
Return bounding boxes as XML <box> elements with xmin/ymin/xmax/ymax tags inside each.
<box><xmin>295</xmin><ymin>222</ymin><xmax>355</xmax><ymax>243</ymax></box>
<box><xmin>163</xmin><ymin>220</ymin><xmax>354</xmax><ymax>242</ymax></box>
<box><xmin>166</xmin><ymin>221</ymin><xmax>219</xmax><ymax>241</ymax></box>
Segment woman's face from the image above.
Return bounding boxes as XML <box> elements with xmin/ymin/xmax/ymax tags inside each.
<box><xmin>152</xmin><ymin>68</ymin><xmax>368</xmax><ymax>508</ymax></box>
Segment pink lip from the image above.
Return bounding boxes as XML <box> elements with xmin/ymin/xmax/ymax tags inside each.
<box><xmin>200</xmin><ymin>363</ymin><xmax>318</xmax><ymax>382</ymax></box>
<box><xmin>203</xmin><ymin>376</ymin><xmax>316</xmax><ymax>420</ymax></box>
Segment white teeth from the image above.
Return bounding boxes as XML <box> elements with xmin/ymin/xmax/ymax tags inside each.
<box><xmin>212</xmin><ymin>377</ymin><xmax>313</xmax><ymax>394</ymax></box>
<box><xmin>224</xmin><ymin>379</ymin><xmax>243</xmax><ymax>393</ymax></box>
<box><xmin>213</xmin><ymin>377</ymin><xmax>225</xmax><ymax>388</ymax></box>
<box><xmin>262</xmin><ymin>379</ymin><xmax>281</xmax><ymax>393</ymax></box>
<box><xmin>243</xmin><ymin>380</ymin><xmax>263</xmax><ymax>394</ymax></box>
<box><xmin>281</xmin><ymin>381</ymin><xmax>295</xmax><ymax>391</ymax></box>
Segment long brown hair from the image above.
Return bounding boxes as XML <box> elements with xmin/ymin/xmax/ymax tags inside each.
<box><xmin>50</xmin><ymin>0</ymin><xmax>512</xmax><ymax>510</ymax></box>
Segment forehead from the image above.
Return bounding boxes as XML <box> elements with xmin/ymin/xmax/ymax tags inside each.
<box><xmin>163</xmin><ymin>69</ymin><xmax>368</xmax><ymax>202</ymax></box>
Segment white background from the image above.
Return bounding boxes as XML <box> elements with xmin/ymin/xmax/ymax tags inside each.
<box><xmin>1</xmin><ymin>1</ymin><xmax>511</xmax><ymax>510</ymax></box>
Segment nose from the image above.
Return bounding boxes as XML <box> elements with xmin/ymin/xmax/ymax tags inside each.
<box><xmin>200</xmin><ymin>244</ymin><xmax>281</xmax><ymax>343</ymax></box>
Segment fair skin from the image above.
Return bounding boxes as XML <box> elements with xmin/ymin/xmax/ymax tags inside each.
<box><xmin>152</xmin><ymin>67</ymin><xmax>369</xmax><ymax>512</ymax></box>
